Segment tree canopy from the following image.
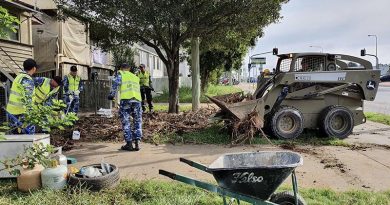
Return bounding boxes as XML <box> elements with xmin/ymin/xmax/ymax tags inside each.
<box><xmin>57</xmin><ymin>0</ymin><xmax>288</xmax><ymax>113</ymax></box>
<box><xmin>0</xmin><ymin>6</ymin><xmax>20</xmax><ymax>38</ymax></box>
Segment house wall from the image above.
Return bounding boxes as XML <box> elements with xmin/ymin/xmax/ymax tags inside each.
<box><xmin>0</xmin><ymin>7</ymin><xmax>34</xmax><ymax>75</ymax></box>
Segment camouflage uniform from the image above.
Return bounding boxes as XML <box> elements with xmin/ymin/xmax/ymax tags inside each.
<box><xmin>63</xmin><ymin>75</ymin><xmax>84</xmax><ymax>113</ymax></box>
<box><xmin>34</xmin><ymin>77</ymin><xmax>58</xmax><ymax>106</ymax></box>
<box><xmin>109</xmin><ymin>74</ymin><xmax>142</xmax><ymax>142</ymax></box>
<box><xmin>7</xmin><ymin>73</ymin><xmax>35</xmax><ymax>134</ymax></box>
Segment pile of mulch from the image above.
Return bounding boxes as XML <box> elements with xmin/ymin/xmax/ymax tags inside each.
<box><xmin>51</xmin><ymin>108</ymin><xmax>217</xmax><ymax>151</ymax></box>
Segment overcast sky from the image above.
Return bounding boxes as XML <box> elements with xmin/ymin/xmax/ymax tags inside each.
<box><xmin>246</xmin><ymin>0</ymin><xmax>390</xmax><ymax>70</ymax></box>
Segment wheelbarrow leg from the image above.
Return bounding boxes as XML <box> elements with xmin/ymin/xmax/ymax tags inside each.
<box><xmin>291</xmin><ymin>170</ymin><xmax>299</xmax><ymax>205</ymax></box>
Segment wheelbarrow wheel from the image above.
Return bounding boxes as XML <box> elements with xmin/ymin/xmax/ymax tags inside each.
<box><xmin>270</xmin><ymin>106</ymin><xmax>304</xmax><ymax>139</ymax></box>
<box><xmin>269</xmin><ymin>191</ymin><xmax>306</xmax><ymax>205</ymax></box>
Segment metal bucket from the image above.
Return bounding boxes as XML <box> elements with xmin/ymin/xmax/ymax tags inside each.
<box><xmin>207</xmin><ymin>151</ymin><xmax>303</xmax><ymax>200</ymax></box>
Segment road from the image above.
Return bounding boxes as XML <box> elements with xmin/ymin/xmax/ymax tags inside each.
<box><xmin>365</xmin><ymin>84</ymin><xmax>390</xmax><ymax>115</ymax></box>
<box><xmin>237</xmin><ymin>82</ymin><xmax>390</xmax><ymax>115</ymax></box>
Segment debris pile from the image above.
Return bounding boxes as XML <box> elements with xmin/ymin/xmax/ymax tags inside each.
<box><xmin>229</xmin><ymin>110</ymin><xmax>270</xmax><ymax>145</ymax></box>
<box><xmin>211</xmin><ymin>92</ymin><xmax>245</xmax><ymax>104</ymax></box>
<box><xmin>51</xmin><ymin>108</ymin><xmax>217</xmax><ymax>150</ymax></box>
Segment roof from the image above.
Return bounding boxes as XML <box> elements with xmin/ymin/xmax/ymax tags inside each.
<box><xmin>0</xmin><ymin>0</ymin><xmax>42</xmax><ymax>14</ymax></box>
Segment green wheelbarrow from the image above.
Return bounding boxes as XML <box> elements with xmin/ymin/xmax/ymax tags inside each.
<box><xmin>159</xmin><ymin>151</ymin><xmax>306</xmax><ymax>205</ymax></box>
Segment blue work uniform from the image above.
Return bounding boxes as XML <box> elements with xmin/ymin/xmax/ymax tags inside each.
<box><xmin>63</xmin><ymin>75</ymin><xmax>84</xmax><ymax>113</ymax></box>
<box><xmin>109</xmin><ymin>72</ymin><xmax>142</xmax><ymax>143</ymax></box>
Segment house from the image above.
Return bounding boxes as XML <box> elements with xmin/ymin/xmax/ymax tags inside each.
<box><xmin>32</xmin><ymin>0</ymin><xmax>114</xmax><ymax>80</ymax></box>
<box><xmin>133</xmin><ymin>43</ymin><xmax>192</xmax><ymax>91</ymax></box>
<box><xmin>0</xmin><ymin>0</ymin><xmax>43</xmax><ymax>80</ymax></box>
<box><xmin>0</xmin><ymin>0</ymin><xmax>42</xmax><ymax>123</ymax></box>
<box><xmin>31</xmin><ymin>0</ymin><xmax>115</xmax><ymax>111</ymax></box>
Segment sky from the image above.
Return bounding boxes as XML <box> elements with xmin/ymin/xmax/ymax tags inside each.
<box><xmin>245</xmin><ymin>0</ymin><xmax>390</xmax><ymax>70</ymax></box>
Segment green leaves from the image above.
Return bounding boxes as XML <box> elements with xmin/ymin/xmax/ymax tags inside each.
<box><xmin>0</xmin><ymin>6</ymin><xmax>20</xmax><ymax>38</ymax></box>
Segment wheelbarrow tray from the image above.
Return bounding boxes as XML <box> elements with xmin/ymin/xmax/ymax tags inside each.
<box><xmin>206</xmin><ymin>151</ymin><xmax>303</xmax><ymax>200</ymax></box>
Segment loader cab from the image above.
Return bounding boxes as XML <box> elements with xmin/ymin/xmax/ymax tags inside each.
<box><xmin>275</xmin><ymin>53</ymin><xmax>348</xmax><ymax>73</ymax></box>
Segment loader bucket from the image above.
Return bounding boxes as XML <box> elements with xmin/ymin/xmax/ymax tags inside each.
<box><xmin>208</xmin><ymin>95</ymin><xmax>265</xmax><ymax>127</ymax></box>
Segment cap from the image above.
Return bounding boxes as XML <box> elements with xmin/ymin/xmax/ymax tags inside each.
<box><xmin>139</xmin><ymin>64</ymin><xmax>145</xmax><ymax>68</ymax></box>
<box><xmin>263</xmin><ymin>69</ymin><xmax>270</xmax><ymax>74</ymax></box>
<box><xmin>120</xmin><ymin>63</ymin><xmax>129</xmax><ymax>69</ymax></box>
<box><xmin>70</xmin><ymin>65</ymin><xmax>78</xmax><ymax>72</ymax></box>
<box><xmin>23</xmin><ymin>59</ymin><xmax>38</xmax><ymax>71</ymax></box>
<box><xmin>52</xmin><ymin>76</ymin><xmax>63</xmax><ymax>86</ymax></box>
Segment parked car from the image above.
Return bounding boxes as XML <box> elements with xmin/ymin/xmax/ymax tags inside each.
<box><xmin>380</xmin><ymin>75</ymin><xmax>390</xmax><ymax>82</ymax></box>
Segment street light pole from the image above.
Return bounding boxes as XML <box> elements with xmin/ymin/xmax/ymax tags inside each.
<box><xmin>309</xmin><ymin>45</ymin><xmax>323</xmax><ymax>53</ymax></box>
<box><xmin>368</xmin><ymin>34</ymin><xmax>378</xmax><ymax>69</ymax></box>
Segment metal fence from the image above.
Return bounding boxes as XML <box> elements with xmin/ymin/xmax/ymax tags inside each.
<box><xmin>0</xmin><ymin>85</ymin><xmax>6</xmax><ymax>124</ymax></box>
<box><xmin>79</xmin><ymin>80</ymin><xmax>112</xmax><ymax>112</ymax></box>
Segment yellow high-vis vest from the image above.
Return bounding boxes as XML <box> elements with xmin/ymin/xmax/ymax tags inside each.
<box><xmin>33</xmin><ymin>78</ymin><xmax>60</xmax><ymax>104</ymax></box>
<box><xmin>138</xmin><ymin>71</ymin><xmax>150</xmax><ymax>87</ymax></box>
<box><xmin>6</xmin><ymin>73</ymin><xmax>33</xmax><ymax>115</ymax></box>
<box><xmin>119</xmin><ymin>70</ymin><xmax>141</xmax><ymax>101</ymax></box>
<box><xmin>67</xmin><ymin>74</ymin><xmax>80</xmax><ymax>92</ymax></box>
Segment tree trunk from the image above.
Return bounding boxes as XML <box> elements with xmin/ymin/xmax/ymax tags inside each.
<box><xmin>166</xmin><ymin>55</ymin><xmax>180</xmax><ymax>113</ymax></box>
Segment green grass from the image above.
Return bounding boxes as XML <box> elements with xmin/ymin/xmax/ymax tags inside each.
<box><xmin>365</xmin><ymin>112</ymin><xmax>390</xmax><ymax>126</ymax></box>
<box><xmin>152</xmin><ymin>123</ymin><xmax>352</xmax><ymax>147</ymax></box>
<box><xmin>153</xmin><ymin>104</ymin><xmax>192</xmax><ymax>112</ymax></box>
<box><xmin>154</xmin><ymin>85</ymin><xmax>242</xmax><ymax>103</ymax></box>
<box><xmin>1</xmin><ymin>179</ymin><xmax>389</xmax><ymax>205</ymax></box>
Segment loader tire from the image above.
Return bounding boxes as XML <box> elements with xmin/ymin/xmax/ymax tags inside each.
<box><xmin>320</xmin><ymin>105</ymin><xmax>354</xmax><ymax>139</ymax></box>
<box><xmin>271</xmin><ymin>106</ymin><xmax>304</xmax><ymax>139</ymax></box>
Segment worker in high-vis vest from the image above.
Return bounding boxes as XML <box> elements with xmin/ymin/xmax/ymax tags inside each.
<box><xmin>6</xmin><ymin>59</ymin><xmax>38</xmax><ymax>133</ymax></box>
<box><xmin>137</xmin><ymin>64</ymin><xmax>154</xmax><ymax>112</ymax></box>
<box><xmin>63</xmin><ymin>65</ymin><xmax>84</xmax><ymax>113</ymax></box>
<box><xmin>108</xmin><ymin>63</ymin><xmax>142</xmax><ymax>151</ymax></box>
<box><xmin>33</xmin><ymin>76</ymin><xmax>62</xmax><ymax>105</ymax></box>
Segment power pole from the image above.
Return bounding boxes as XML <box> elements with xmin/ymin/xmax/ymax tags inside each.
<box><xmin>191</xmin><ymin>37</ymin><xmax>200</xmax><ymax>111</ymax></box>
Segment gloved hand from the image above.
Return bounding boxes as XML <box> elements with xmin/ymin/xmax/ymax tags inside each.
<box><xmin>74</xmin><ymin>90</ymin><xmax>80</xmax><ymax>96</ymax></box>
<box><xmin>107</xmin><ymin>95</ymin><xmax>114</xmax><ymax>101</ymax></box>
<box><xmin>68</xmin><ymin>94</ymin><xmax>74</xmax><ymax>102</ymax></box>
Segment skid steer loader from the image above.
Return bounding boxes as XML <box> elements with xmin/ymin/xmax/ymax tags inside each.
<box><xmin>209</xmin><ymin>53</ymin><xmax>380</xmax><ymax>139</ymax></box>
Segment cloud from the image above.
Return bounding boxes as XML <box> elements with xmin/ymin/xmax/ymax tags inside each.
<box><xmin>246</xmin><ymin>0</ymin><xmax>390</xmax><ymax>69</ymax></box>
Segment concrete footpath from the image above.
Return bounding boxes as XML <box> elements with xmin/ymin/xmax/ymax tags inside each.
<box><xmin>65</xmin><ymin>121</ymin><xmax>390</xmax><ymax>192</ymax></box>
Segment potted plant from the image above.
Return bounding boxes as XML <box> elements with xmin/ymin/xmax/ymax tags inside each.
<box><xmin>0</xmin><ymin>143</ymin><xmax>54</xmax><ymax>192</ymax></box>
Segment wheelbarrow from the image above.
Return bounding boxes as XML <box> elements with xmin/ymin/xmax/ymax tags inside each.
<box><xmin>159</xmin><ymin>151</ymin><xmax>305</xmax><ymax>205</ymax></box>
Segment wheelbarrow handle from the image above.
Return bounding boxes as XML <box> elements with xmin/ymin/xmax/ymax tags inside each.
<box><xmin>159</xmin><ymin>169</ymin><xmax>176</xmax><ymax>180</ymax></box>
<box><xmin>179</xmin><ymin>158</ymin><xmax>211</xmax><ymax>173</ymax></box>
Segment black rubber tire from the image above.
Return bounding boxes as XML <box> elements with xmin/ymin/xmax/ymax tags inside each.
<box><xmin>270</xmin><ymin>106</ymin><xmax>304</xmax><ymax>139</ymax></box>
<box><xmin>320</xmin><ymin>105</ymin><xmax>354</xmax><ymax>139</ymax></box>
<box><xmin>68</xmin><ymin>164</ymin><xmax>120</xmax><ymax>191</ymax></box>
<box><xmin>269</xmin><ymin>191</ymin><xmax>306</xmax><ymax>205</ymax></box>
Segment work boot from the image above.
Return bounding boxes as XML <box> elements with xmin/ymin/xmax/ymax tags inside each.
<box><xmin>121</xmin><ymin>142</ymin><xmax>135</xmax><ymax>151</ymax></box>
<box><xmin>134</xmin><ymin>140</ymin><xmax>141</xmax><ymax>151</ymax></box>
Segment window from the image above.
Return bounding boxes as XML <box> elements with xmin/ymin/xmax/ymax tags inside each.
<box><xmin>294</xmin><ymin>56</ymin><xmax>325</xmax><ymax>72</ymax></box>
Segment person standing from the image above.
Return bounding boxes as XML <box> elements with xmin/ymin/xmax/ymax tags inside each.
<box><xmin>63</xmin><ymin>65</ymin><xmax>83</xmax><ymax>113</ymax></box>
<box><xmin>6</xmin><ymin>59</ymin><xmax>38</xmax><ymax>133</ymax></box>
<box><xmin>33</xmin><ymin>76</ymin><xmax>62</xmax><ymax>105</ymax></box>
<box><xmin>138</xmin><ymin>64</ymin><xmax>154</xmax><ymax>112</ymax></box>
<box><xmin>108</xmin><ymin>63</ymin><xmax>142</xmax><ymax>151</ymax></box>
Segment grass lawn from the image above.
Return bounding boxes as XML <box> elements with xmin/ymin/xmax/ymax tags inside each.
<box><xmin>0</xmin><ymin>179</ymin><xmax>389</xmax><ymax>205</ymax></box>
<box><xmin>154</xmin><ymin>85</ymin><xmax>242</xmax><ymax>103</ymax></box>
<box><xmin>365</xmin><ymin>112</ymin><xmax>390</xmax><ymax>126</ymax></box>
<box><xmin>152</xmin><ymin>123</ymin><xmax>352</xmax><ymax>148</ymax></box>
